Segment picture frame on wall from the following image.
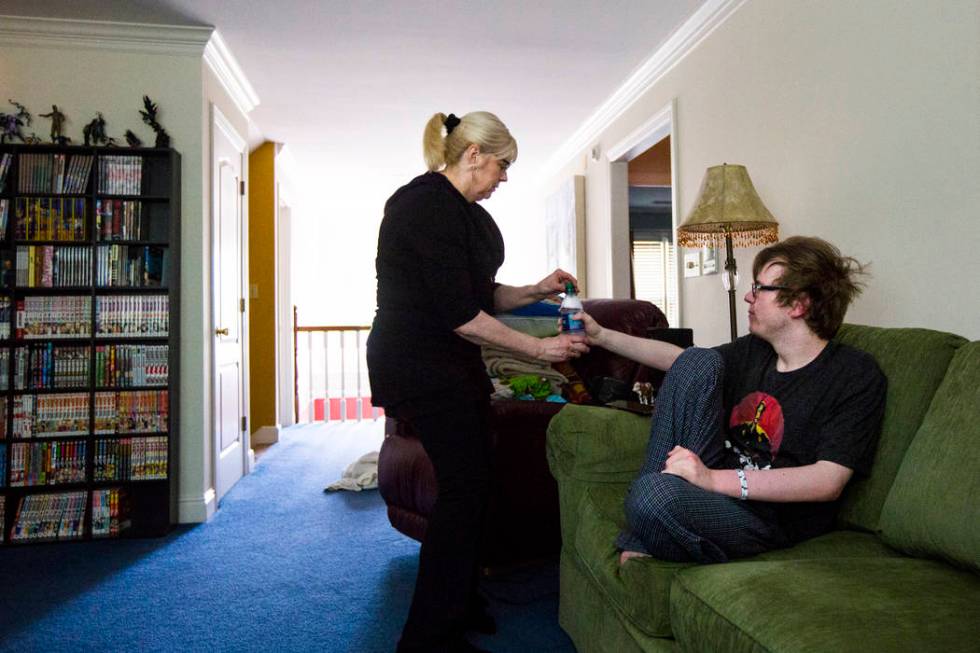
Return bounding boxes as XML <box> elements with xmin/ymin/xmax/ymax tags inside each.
<box><xmin>701</xmin><ymin>244</ymin><xmax>720</xmax><ymax>275</ymax></box>
<box><xmin>545</xmin><ymin>175</ymin><xmax>586</xmax><ymax>286</ymax></box>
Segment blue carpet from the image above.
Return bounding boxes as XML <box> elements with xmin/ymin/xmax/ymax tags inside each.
<box><xmin>0</xmin><ymin>423</ymin><xmax>575</xmax><ymax>652</ymax></box>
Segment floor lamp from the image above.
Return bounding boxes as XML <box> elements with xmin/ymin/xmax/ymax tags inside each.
<box><xmin>677</xmin><ymin>164</ymin><xmax>779</xmax><ymax>342</ymax></box>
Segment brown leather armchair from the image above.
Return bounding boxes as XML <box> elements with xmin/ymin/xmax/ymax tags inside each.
<box><xmin>377</xmin><ymin>298</ymin><xmax>669</xmax><ymax>569</ymax></box>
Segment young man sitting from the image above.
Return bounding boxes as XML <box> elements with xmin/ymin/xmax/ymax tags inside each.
<box><xmin>576</xmin><ymin>236</ymin><xmax>887</xmax><ymax>564</ymax></box>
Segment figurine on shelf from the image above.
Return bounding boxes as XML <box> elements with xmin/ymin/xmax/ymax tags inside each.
<box><xmin>0</xmin><ymin>99</ymin><xmax>32</xmax><ymax>143</ymax></box>
<box><xmin>39</xmin><ymin>104</ymin><xmax>71</xmax><ymax>145</ymax></box>
<box><xmin>139</xmin><ymin>95</ymin><xmax>170</xmax><ymax>148</ymax></box>
<box><xmin>125</xmin><ymin>129</ymin><xmax>143</xmax><ymax>147</ymax></box>
<box><xmin>83</xmin><ymin>112</ymin><xmax>109</xmax><ymax>146</ymax></box>
<box><xmin>23</xmin><ymin>133</ymin><xmax>42</xmax><ymax>145</ymax></box>
<box><xmin>0</xmin><ymin>112</ymin><xmax>22</xmax><ymax>143</ymax></box>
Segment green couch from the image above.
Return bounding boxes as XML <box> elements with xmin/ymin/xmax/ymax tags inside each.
<box><xmin>546</xmin><ymin>324</ymin><xmax>980</xmax><ymax>652</ymax></box>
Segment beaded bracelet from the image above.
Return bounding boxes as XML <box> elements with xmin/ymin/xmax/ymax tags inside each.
<box><xmin>736</xmin><ymin>469</ymin><xmax>749</xmax><ymax>501</ymax></box>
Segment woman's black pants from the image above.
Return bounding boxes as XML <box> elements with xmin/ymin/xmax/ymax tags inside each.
<box><xmin>396</xmin><ymin>398</ymin><xmax>491</xmax><ymax>652</ymax></box>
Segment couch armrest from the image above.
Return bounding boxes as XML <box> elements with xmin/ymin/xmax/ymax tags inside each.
<box><xmin>546</xmin><ymin>404</ymin><xmax>651</xmax><ymax>484</ymax></box>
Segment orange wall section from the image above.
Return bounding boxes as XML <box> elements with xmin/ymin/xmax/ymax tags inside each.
<box><xmin>247</xmin><ymin>142</ymin><xmax>278</xmax><ymax>432</ymax></box>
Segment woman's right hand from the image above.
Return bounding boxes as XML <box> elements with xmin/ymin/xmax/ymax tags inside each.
<box><xmin>537</xmin><ymin>333</ymin><xmax>589</xmax><ymax>362</ymax></box>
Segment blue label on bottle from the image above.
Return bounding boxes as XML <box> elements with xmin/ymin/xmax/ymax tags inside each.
<box><xmin>561</xmin><ymin>312</ymin><xmax>584</xmax><ymax>333</ymax></box>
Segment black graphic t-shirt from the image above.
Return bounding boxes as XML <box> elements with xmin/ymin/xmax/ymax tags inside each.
<box><xmin>713</xmin><ymin>335</ymin><xmax>887</xmax><ymax>542</ymax></box>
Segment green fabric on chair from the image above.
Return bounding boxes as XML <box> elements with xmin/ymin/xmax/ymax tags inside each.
<box><xmin>879</xmin><ymin>341</ymin><xmax>980</xmax><ymax>572</ymax></box>
<box><xmin>559</xmin><ymin>550</ymin><xmax>675</xmax><ymax>653</ymax></box>
<box><xmin>572</xmin><ymin>484</ymin><xmax>692</xmax><ymax>639</ymax></box>
<box><xmin>670</xmin><ymin>558</ymin><xmax>980</xmax><ymax>653</ymax></box>
<box><xmin>753</xmin><ymin>529</ymin><xmax>903</xmax><ymax>562</ymax></box>
<box><xmin>833</xmin><ymin>325</ymin><xmax>966</xmax><ymax>532</ymax></box>
<box><xmin>547</xmin><ymin>404</ymin><xmax>651</xmax><ymax>482</ymax></box>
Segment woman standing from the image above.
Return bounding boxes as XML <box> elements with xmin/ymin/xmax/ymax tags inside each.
<box><xmin>368</xmin><ymin>111</ymin><xmax>587</xmax><ymax>652</ymax></box>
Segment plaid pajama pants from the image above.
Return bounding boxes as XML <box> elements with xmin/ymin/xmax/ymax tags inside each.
<box><xmin>615</xmin><ymin>347</ymin><xmax>789</xmax><ymax>563</ymax></box>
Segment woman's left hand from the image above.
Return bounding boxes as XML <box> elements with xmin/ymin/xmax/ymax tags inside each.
<box><xmin>662</xmin><ymin>446</ymin><xmax>714</xmax><ymax>492</ymax></box>
<box><xmin>535</xmin><ymin>269</ymin><xmax>578</xmax><ymax>300</ymax></box>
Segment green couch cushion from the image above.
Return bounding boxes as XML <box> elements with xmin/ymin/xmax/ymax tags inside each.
<box><xmin>572</xmin><ymin>484</ymin><xmax>692</xmax><ymax>638</ymax></box>
<box><xmin>879</xmin><ymin>341</ymin><xmax>980</xmax><ymax>572</ymax></box>
<box><xmin>834</xmin><ymin>324</ymin><xmax>966</xmax><ymax>532</ymax></box>
<box><xmin>754</xmin><ymin>529</ymin><xmax>903</xmax><ymax>562</ymax></box>
<box><xmin>670</xmin><ymin>557</ymin><xmax>980</xmax><ymax>653</ymax></box>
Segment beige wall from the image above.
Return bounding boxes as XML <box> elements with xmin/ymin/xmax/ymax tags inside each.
<box><xmin>554</xmin><ymin>0</ymin><xmax>980</xmax><ymax>344</ymax></box>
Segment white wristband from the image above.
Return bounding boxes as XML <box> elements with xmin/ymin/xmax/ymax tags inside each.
<box><xmin>736</xmin><ymin>469</ymin><xmax>749</xmax><ymax>501</ymax></box>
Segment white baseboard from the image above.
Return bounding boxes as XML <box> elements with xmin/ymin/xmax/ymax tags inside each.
<box><xmin>251</xmin><ymin>425</ymin><xmax>280</xmax><ymax>445</ymax></box>
<box><xmin>178</xmin><ymin>488</ymin><xmax>216</xmax><ymax>524</ymax></box>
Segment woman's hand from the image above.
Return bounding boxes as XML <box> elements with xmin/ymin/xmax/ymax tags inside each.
<box><xmin>536</xmin><ymin>333</ymin><xmax>590</xmax><ymax>362</ymax></box>
<box><xmin>662</xmin><ymin>446</ymin><xmax>715</xmax><ymax>492</ymax></box>
<box><xmin>534</xmin><ymin>269</ymin><xmax>578</xmax><ymax>300</ymax></box>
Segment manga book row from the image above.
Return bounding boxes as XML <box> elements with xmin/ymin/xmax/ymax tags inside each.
<box><xmin>11</xmin><ymin>343</ymin><xmax>167</xmax><ymax>390</ymax></box>
<box><xmin>11</xmin><ymin>390</ymin><xmax>169</xmax><ymax>438</ymax></box>
<box><xmin>0</xmin><ymin>152</ymin><xmax>13</xmax><ymax>191</ymax></box>
<box><xmin>16</xmin><ymin>245</ymin><xmax>92</xmax><ymax>287</ymax></box>
<box><xmin>9</xmin><ymin>491</ymin><xmax>87</xmax><ymax>541</ymax></box>
<box><xmin>97</xmin><ymin>199</ymin><xmax>146</xmax><ymax>240</ymax></box>
<box><xmin>13</xmin><ymin>294</ymin><xmax>170</xmax><ymax>339</ymax></box>
<box><xmin>98</xmin><ymin>155</ymin><xmax>143</xmax><ymax>195</ymax></box>
<box><xmin>93</xmin><ymin>436</ymin><xmax>168</xmax><ymax>481</ymax></box>
<box><xmin>12</xmin><ymin>243</ymin><xmax>166</xmax><ymax>288</ymax></box>
<box><xmin>16</xmin><ymin>153</ymin><xmax>94</xmax><ymax>195</ymax></box>
<box><xmin>9</xmin><ymin>439</ymin><xmax>86</xmax><ymax>486</ymax></box>
<box><xmin>14</xmin><ymin>344</ymin><xmax>90</xmax><ymax>389</ymax></box>
<box><xmin>92</xmin><ymin>487</ymin><xmax>130</xmax><ymax>537</ymax></box>
<box><xmin>12</xmin><ymin>197</ymin><xmax>88</xmax><ymax>241</ymax></box>
<box><xmin>95</xmin><ymin>244</ymin><xmax>167</xmax><ymax>287</ymax></box>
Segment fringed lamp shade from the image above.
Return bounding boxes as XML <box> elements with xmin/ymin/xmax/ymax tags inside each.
<box><xmin>677</xmin><ymin>164</ymin><xmax>779</xmax><ymax>248</ymax></box>
<box><xmin>678</xmin><ymin>164</ymin><xmax>779</xmax><ymax>342</ymax></box>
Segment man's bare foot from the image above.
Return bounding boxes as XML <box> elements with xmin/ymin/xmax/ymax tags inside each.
<box><xmin>619</xmin><ymin>550</ymin><xmax>652</xmax><ymax>565</ymax></box>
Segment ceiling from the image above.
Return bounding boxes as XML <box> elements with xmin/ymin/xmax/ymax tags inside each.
<box><xmin>4</xmin><ymin>0</ymin><xmax>706</xmax><ymax>191</ymax></box>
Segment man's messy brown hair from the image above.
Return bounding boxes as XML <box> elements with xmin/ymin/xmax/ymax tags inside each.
<box><xmin>753</xmin><ymin>236</ymin><xmax>869</xmax><ymax>340</ymax></box>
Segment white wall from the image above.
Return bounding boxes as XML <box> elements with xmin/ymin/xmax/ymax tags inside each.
<box><xmin>554</xmin><ymin>0</ymin><xmax>980</xmax><ymax>344</ymax></box>
<box><xmin>0</xmin><ymin>23</ymin><xmax>222</xmax><ymax>522</ymax></box>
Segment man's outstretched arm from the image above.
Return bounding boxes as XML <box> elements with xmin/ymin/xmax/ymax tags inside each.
<box><xmin>578</xmin><ymin>311</ymin><xmax>683</xmax><ymax>372</ymax></box>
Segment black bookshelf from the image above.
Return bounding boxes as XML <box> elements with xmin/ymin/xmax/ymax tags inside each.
<box><xmin>0</xmin><ymin>144</ymin><xmax>180</xmax><ymax>544</ymax></box>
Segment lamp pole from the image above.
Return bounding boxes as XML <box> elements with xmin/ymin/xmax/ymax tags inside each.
<box><xmin>724</xmin><ymin>232</ymin><xmax>738</xmax><ymax>342</ymax></box>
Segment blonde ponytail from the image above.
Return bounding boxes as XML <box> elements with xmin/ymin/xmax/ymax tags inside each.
<box><xmin>421</xmin><ymin>111</ymin><xmax>518</xmax><ymax>172</ymax></box>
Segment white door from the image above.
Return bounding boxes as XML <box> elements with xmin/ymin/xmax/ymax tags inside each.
<box><xmin>211</xmin><ymin>105</ymin><xmax>248</xmax><ymax>504</ymax></box>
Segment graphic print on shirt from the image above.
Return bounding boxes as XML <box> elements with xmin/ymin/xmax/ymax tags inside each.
<box><xmin>726</xmin><ymin>391</ymin><xmax>784</xmax><ymax>469</ymax></box>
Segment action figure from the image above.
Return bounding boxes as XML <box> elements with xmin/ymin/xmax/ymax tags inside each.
<box><xmin>0</xmin><ymin>99</ymin><xmax>32</xmax><ymax>144</ymax></box>
<box><xmin>125</xmin><ymin>129</ymin><xmax>143</xmax><ymax>147</ymax></box>
<box><xmin>139</xmin><ymin>96</ymin><xmax>170</xmax><ymax>148</ymax></box>
<box><xmin>39</xmin><ymin>104</ymin><xmax>71</xmax><ymax>145</ymax></box>
<box><xmin>83</xmin><ymin>112</ymin><xmax>109</xmax><ymax>146</ymax></box>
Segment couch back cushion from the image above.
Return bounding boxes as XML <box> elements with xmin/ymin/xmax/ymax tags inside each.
<box><xmin>572</xmin><ymin>299</ymin><xmax>667</xmax><ymax>385</ymax></box>
<box><xmin>878</xmin><ymin>341</ymin><xmax>980</xmax><ymax>572</ymax></box>
<box><xmin>834</xmin><ymin>324</ymin><xmax>966</xmax><ymax>532</ymax></box>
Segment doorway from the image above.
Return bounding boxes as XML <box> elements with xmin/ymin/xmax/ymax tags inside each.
<box><xmin>607</xmin><ymin>102</ymin><xmax>680</xmax><ymax>326</ymax></box>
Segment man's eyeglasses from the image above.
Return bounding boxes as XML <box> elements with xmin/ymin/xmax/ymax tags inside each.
<box><xmin>751</xmin><ymin>282</ymin><xmax>793</xmax><ymax>298</ymax></box>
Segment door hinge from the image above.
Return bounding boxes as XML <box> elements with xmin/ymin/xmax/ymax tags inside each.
<box><xmin>241</xmin><ymin>416</ymin><xmax>247</xmax><ymax>432</ymax></box>
<box><xmin>240</xmin><ymin>180</ymin><xmax>245</xmax><ymax>196</ymax></box>
<box><xmin>240</xmin><ymin>298</ymin><xmax>245</xmax><ymax>312</ymax></box>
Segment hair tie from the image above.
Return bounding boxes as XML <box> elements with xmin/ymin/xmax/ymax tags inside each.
<box><xmin>444</xmin><ymin>113</ymin><xmax>461</xmax><ymax>135</ymax></box>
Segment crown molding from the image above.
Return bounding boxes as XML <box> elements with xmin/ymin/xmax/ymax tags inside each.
<box><xmin>204</xmin><ymin>30</ymin><xmax>260</xmax><ymax>115</ymax></box>
<box><xmin>0</xmin><ymin>14</ymin><xmax>213</xmax><ymax>55</ymax></box>
<box><xmin>540</xmin><ymin>0</ymin><xmax>746</xmax><ymax>179</ymax></box>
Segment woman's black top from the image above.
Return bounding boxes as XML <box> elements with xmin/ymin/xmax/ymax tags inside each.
<box><xmin>367</xmin><ymin>172</ymin><xmax>504</xmax><ymax>411</ymax></box>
